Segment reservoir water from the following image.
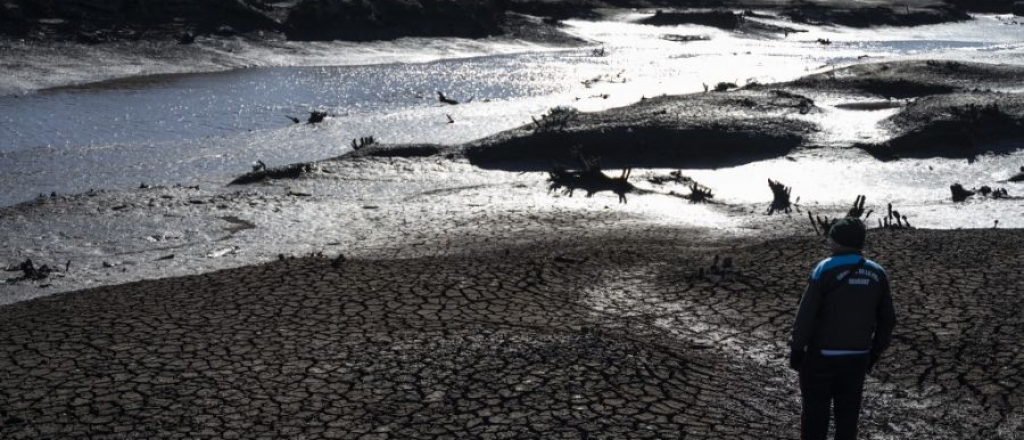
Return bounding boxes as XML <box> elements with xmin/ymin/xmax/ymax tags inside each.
<box><xmin>2</xmin><ymin>13</ymin><xmax>1023</xmax><ymax>208</ymax></box>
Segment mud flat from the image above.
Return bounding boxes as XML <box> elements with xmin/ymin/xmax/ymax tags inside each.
<box><xmin>2</xmin><ymin>54</ymin><xmax>1024</xmax><ymax>438</ymax></box>
<box><xmin>859</xmin><ymin>92</ymin><xmax>1024</xmax><ymax>160</ymax></box>
<box><xmin>756</xmin><ymin>60</ymin><xmax>1024</xmax><ymax>160</ymax></box>
<box><xmin>0</xmin><ymin>0</ymin><xmax>981</xmax><ymax>43</ymax></box>
<box><xmin>283</xmin><ymin>89</ymin><xmax>818</xmax><ymax>175</ymax></box>
<box><xmin>1</xmin><ymin>225</ymin><xmax>1021</xmax><ymax>439</ymax></box>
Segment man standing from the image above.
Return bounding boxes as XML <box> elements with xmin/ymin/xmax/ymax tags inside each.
<box><xmin>790</xmin><ymin>218</ymin><xmax>896</xmax><ymax>440</ymax></box>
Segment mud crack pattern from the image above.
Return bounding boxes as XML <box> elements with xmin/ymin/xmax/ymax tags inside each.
<box><xmin>1</xmin><ymin>228</ymin><xmax>1021</xmax><ymax>439</ymax></box>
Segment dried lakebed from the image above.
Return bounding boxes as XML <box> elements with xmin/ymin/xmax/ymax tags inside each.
<box><xmin>1</xmin><ymin>228</ymin><xmax>1021</xmax><ymax>439</ymax></box>
<box><xmin>1</xmin><ymin>58</ymin><xmax>1023</xmax><ymax>439</ymax></box>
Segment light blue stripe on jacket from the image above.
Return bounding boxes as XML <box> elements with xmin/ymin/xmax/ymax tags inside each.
<box><xmin>821</xmin><ymin>349</ymin><xmax>870</xmax><ymax>356</ymax></box>
<box><xmin>810</xmin><ymin>254</ymin><xmax>863</xmax><ymax>280</ymax></box>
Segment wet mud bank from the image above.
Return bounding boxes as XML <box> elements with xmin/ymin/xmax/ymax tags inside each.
<box><xmin>1</xmin><ymin>226</ymin><xmax>1021</xmax><ymax>439</ymax></box>
<box><xmin>859</xmin><ymin>93</ymin><xmax>1024</xmax><ymax>160</ymax></box>
<box><xmin>227</xmin><ymin>89</ymin><xmax>818</xmax><ymax>184</ymax></box>
<box><xmin>0</xmin><ymin>0</ymin><xmax>980</xmax><ymax>43</ymax></box>
<box><xmin>458</xmin><ymin>91</ymin><xmax>816</xmax><ymax>171</ymax></box>
<box><xmin>776</xmin><ymin>60</ymin><xmax>1024</xmax><ymax>98</ymax></box>
<box><xmin>229</xmin><ymin>59</ymin><xmax>1024</xmax><ymax>179</ymax></box>
<box><xmin>757</xmin><ymin>60</ymin><xmax>1024</xmax><ymax>160</ymax></box>
<box><xmin>780</xmin><ymin>2</ymin><xmax>969</xmax><ymax>27</ymax></box>
<box><xmin>0</xmin><ymin>0</ymin><xmax>579</xmax><ymax>44</ymax></box>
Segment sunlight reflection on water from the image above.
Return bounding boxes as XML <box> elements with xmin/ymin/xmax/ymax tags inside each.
<box><xmin>0</xmin><ymin>14</ymin><xmax>1023</xmax><ymax>211</ymax></box>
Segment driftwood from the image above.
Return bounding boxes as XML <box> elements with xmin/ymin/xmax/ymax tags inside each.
<box><xmin>768</xmin><ymin>89</ymin><xmax>816</xmax><ymax>115</ymax></box>
<box><xmin>581</xmin><ymin>70</ymin><xmax>626</xmax><ymax>88</ymax></box>
<box><xmin>661</xmin><ymin>34</ymin><xmax>710</xmax><ymax>43</ymax></box>
<box><xmin>766</xmin><ymin>179</ymin><xmax>793</xmax><ymax>214</ymax></box>
<box><xmin>647</xmin><ymin>170</ymin><xmax>693</xmax><ymax>185</ymax></box>
<box><xmin>809</xmin><ymin>196</ymin><xmax>909</xmax><ymax>235</ymax></box>
<box><xmin>5</xmin><ymin>259</ymin><xmax>54</xmax><ymax>283</ymax></box>
<box><xmin>352</xmin><ymin>137</ymin><xmax>376</xmax><ymax>151</ymax></box>
<box><xmin>437</xmin><ymin>92</ymin><xmax>472</xmax><ymax>105</ymax></box>
<box><xmin>978</xmin><ymin>186</ymin><xmax>1009</xmax><ymax>198</ymax></box>
<box><xmin>808</xmin><ymin>195</ymin><xmax>875</xmax><ymax>236</ymax></box>
<box><xmin>532</xmin><ymin>106</ymin><xmax>578</xmax><ymax>133</ymax></box>
<box><xmin>308</xmin><ymin>111</ymin><xmax>328</xmax><ymax>124</ymax></box>
<box><xmin>877</xmin><ymin>203</ymin><xmax>913</xmax><ymax>229</ymax></box>
<box><xmin>686</xmin><ymin>182</ymin><xmax>715</xmax><ymax>204</ymax></box>
<box><xmin>286</xmin><ymin>111</ymin><xmax>331</xmax><ymax>125</ymax></box>
<box><xmin>714</xmin><ymin>82</ymin><xmax>738</xmax><ymax>92</ymax></box>
<box><xmin>1007</xmin><ymin>166</ymin><xmax>1024</xmax><ymax>182</ymax></box>
<box><xmin>951</xmin><ymin>183</ymin><xmax>1013</xmax><ymax>202</ymax></box>
<box><xmin>548</xmin><ymin>154</ymin><xmax>634</xmax><ymax>203</ymax></box>
<box><xmin>951</xmin><ymin>183</ymin><xmax>975</xmax><ymax>202</ymax></box>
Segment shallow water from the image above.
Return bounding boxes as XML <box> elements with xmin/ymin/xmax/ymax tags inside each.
<box><xmin>2</xmin><ymin>14</ymin><xmax>1024</xmax><ymax>208</ymax></box>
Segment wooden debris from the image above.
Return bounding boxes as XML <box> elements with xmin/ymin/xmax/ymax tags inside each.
<box><xmin>714</xmin><ymin>82</ymin><xmax>738</xmax><ymax>92</ymax></box>
<box><xmin>437</xmin><ymin>92</ymin><xmax>460</xmax><ymax>105</ymax></box>
<box><xmin>548</xmin><ymin>153</ymin><xmax>634</xmax><ymax>204</ymax></box>
<box><xmin>686</xmin><ymin>182</ymin><xmax>714</xmax><ymax>204</ymax></box>
<box><xmin>5</xmin><ymin>259</ymin><xmax>54</xmax><ymax>283</ymax></box>
<box><xmin>286</xmin><ymin>111</ymin><xmax>330</xmax><ymax>124</ymax></box>
<box><xmin>1007</xmin><ymin>166</ymin><xmax>1024</xmax><ymax>182</ymax></box>
<box><xmin>352</xmin><ymin>137</ymin><xmax>376</xmax><ymax>151</ymax></box>
<box><xmin>878</xmin><ymin>203</ymin><xmax>913</xmax><ymax>229</ymax></box>
<box><xmin>531</xmin><ymin>106</ymin><xmax>578</xmax><ymax>133</ymax></box>
<box><xmin>647</xmin><ymin>170</ymin><xmax>693</xmax><ymax>185</ymax></box>
<box><xmin>766</xmin><ymin>179</ymin><xmax>793</xmax><ymax>214</ymax></box>
<box><xmin>307</xmin><ymin>111</ymin><xmax>328</xmax><ymax>124</ymax></box>
<box><xmin>951</xmin><ymin>183</ymin><xmax>978</xmax><ymax>202</ymax></box>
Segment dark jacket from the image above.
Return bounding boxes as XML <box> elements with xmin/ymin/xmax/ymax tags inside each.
<box><xmin>791</xmin><ymin>252</ymin><xmax>896</xmax><ymax>354</ymax></box>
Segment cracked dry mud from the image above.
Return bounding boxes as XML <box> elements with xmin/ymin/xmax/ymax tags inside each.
<box><xmin>1</xmin><ymin>226</ymin><xmax>1021</xmax><ymax>439</ymax></box>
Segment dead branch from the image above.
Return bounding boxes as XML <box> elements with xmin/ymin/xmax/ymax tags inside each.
<box><xmin>766</xmin><ymin>179</ymin><xmax>793</xmax><ymax>214</ymax></box>
<box><xmin>548</xmin><ymin>153</ymin><xmax>634</xmax><ymax>203</ymax></box>
<box><xmin>687</xmin><ymin>182</ymin><xmax>714</xmax><ymax>204</ymax></box>
<box><xmin>532</xmin><ymin>106</ymin><xmax>578</xmax><ymax>133</ymax></box>
<box><xmin>352</xmin><ymin>137</ymin><xmax>376</xmax><ymax>151</ymax></box>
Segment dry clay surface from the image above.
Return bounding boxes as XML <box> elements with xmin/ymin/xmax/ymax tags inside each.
<box><xmin>1</xmin><ymin>226</ymin><xmax>1022</xmax><ymax>439</ymax></box>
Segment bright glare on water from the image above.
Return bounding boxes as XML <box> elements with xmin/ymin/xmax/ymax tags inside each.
<box><xmin>0</xmin><ymin>13</ymin><xmax>1023</xmax><ymax>217</ymax></box>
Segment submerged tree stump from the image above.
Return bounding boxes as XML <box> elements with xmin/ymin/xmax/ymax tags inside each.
<box><xmin>686</xmin><ymin>182</ymin><xmax>714</xmax><ymax>204</ymax></box>
<box><xmin>951</xmin><ymin>183</ymin><xmax>976</xmax><ymax>202</ymax></box>
<box><xmin>548</xmin><ymin>154</ymin><xmax>634</xmax><ymax>204</ymax></box>
<box><xmin>766</xmin><ymin>179</ymin><xmax>793</xmax><ymax>214</ymax></box>
<box><xmin>878</xmin><ymin>203</ymin><xmax>912</xmax><ymax>229</ymax></box>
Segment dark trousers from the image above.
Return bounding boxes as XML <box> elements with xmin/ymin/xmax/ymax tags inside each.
<box><xmin>799</xmin><ymin>352</ymin><xmax>870</xmax><ymax>440</ymax></box>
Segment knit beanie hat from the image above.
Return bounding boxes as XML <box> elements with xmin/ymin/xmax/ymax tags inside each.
<box><xmin>829</xmin><ymin>217</ymin><xmax>866</xmax><ymax>249</ymax></box>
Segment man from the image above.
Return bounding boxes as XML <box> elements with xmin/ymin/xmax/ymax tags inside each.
<box><xmin>790</xmin><ymin>218</ymin><xmax>896</xmax><ymax>440</ymax></box>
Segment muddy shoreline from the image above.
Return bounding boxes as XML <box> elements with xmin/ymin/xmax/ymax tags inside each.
<box><xmin>0</xmin><ymin>0</ymin><xmax>995</xmax><ymax>44</ymax></box>
<box><xmin>225</xmin><ymin>59</ymin><xmax>1024</xmax><ymax>177</ymax></box>
<box><xmin>3</xmin><ymin>58</ymin><xmax>1022</xmax><ymax>303</ymax></box>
